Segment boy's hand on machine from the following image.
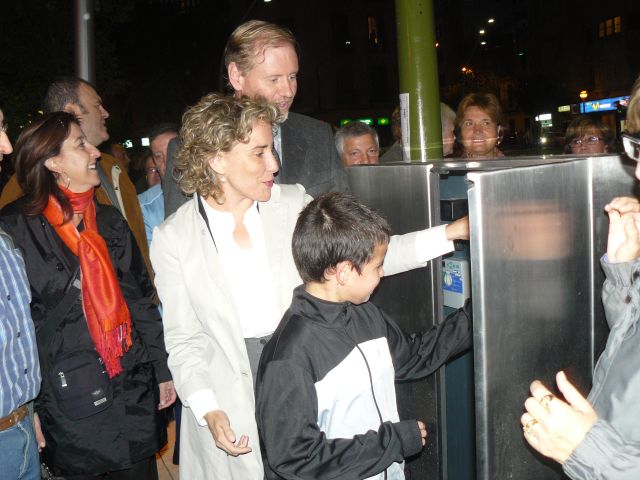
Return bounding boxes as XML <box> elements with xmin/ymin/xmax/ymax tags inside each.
<box><xmin>205</xmin><ymin>409</ymin><xmax>252</xmax><ymax>456</ymax></box>
<box><xmin>445</xmin><ymin>216</ymin><xmax>469</xmax><ymax>241</ymax></box>
<box><xmin>417</xmin><ymin>420</ymin><xmax>428</xmax><ymax>446</ymax></box>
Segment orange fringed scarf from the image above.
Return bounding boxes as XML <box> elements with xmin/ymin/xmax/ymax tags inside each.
<box><xmin>43</xmin><ymin>187</ymin><xmax>132</xmax><ymax>378</ymax></box>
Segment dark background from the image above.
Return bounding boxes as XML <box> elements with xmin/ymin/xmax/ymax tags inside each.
<box><xmin>1</xmin><ymin>0</ymin><xmax>639</xmax><ymax>151</ymax></box>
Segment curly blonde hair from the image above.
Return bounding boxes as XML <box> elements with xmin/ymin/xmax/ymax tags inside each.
<box><xmin>175</xmin><ymin>93</ymin><xmax>279</xmax><ymax>203</ymax></box>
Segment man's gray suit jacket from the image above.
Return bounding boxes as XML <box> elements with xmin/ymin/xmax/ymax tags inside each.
<box><xmin>162</xmin><ymin>111</ymin><xmax>349</xmax><ymax>219</ymax></box>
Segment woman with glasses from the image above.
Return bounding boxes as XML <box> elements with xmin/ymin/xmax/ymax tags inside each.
<box><xmin>520</xmin><ymin>76</ymin><xmax>640</xmax><ymax>479</ymax></box>
<box><xmin>564</xmin><ymin>115</ymin><xmax>613</xmax><ymax>155</ymax></box>
<box><xmin>453</xmin><ymin>93</ymin><xmax>505</xmax><ymax>159</ymax></box>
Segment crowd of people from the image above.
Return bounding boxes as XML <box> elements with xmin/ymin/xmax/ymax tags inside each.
<box><xmin>1</xmin><ymin>16</ymin><xmax>639</xmax><ymax>480</ymax></box>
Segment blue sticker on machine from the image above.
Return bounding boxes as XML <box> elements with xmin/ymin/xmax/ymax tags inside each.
<box><xmin>443</xmin><ymin>269</ymin><xmax>463</xmax><ymax>294</ymax></box>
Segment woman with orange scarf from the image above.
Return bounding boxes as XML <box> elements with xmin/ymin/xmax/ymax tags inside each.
<box><xmin>0</xmin><ymin>112</ymin><xmax>175</xmax><ymax>479</ymax></box>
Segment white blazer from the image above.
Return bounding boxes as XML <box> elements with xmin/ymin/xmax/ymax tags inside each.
<box><xmin>150</xmin><ymin>184</ymin><xmax>430</xmax><ymax>479</ymax></box>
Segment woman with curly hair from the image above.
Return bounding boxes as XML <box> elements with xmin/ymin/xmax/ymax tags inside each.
<box><xmin>150</xmin><ymin>92</ymin><xmax>468</xmax><ymax>479</ymax></box>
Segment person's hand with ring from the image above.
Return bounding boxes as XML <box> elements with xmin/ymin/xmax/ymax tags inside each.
<box><xmin>521</xmin><ymin>371</ymin><xmax>598</xmax><ymax>464</ymax></box>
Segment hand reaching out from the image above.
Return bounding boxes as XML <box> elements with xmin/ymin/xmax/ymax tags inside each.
<box><xmin>521</xmin><ymin>371</ymin><xmax>597</xmax><ymax>464</ymax></box>
<box><xmin>445</xmin><ymin>216</ymin><xmax>470</xmax><ymax>241</ymax></box>
<box><xmin>204</xmin><ymin>409</ymin><xmax>252</xmax><ymax>456</ymax></box>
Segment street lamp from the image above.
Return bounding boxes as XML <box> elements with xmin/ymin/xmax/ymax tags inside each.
<box><xmin>488</xmin><ymin>18</ymin><xmax>495</xmax><ymax>23</ymax></box>
<box><xmin>579</xmin><ymin>90</ymin><xmax>588</xmax><ymax>100</ymax></box>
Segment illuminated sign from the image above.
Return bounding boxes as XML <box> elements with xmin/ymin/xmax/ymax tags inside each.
<box><xmin>339</xmin><ymin>117</ymin><xmax>390</xmax><ymax>127</ymax></box>
<box><xmin>141</xmin><ymin>137</ymin><xmax>150</xmax><ymax>147</ymax></box>
<box><xmin>557</xmin><ymin>105</ymin><xmax>571</xmax><ymax>113</ymax></box>
<box><xmin>535</xmin><ymin>113</ymin><xmax>552</xmax><ymax>121</ymax></box>
<box><xmin>580</xmin><ymin>95</ymin><xmax>630</xmax><ymax>113</ymax></box>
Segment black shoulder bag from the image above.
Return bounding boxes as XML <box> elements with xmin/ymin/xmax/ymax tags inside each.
<box><xmin>39</xmin><ymin>268</ymin><xmax>113</xmax><ymax>420</ymax></box>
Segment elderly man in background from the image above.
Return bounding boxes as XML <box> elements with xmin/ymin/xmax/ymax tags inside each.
<box><xmin>0</xmin><ymin>107</ymin><xmax>42</xmax><ymax>480</ymax></box>
<box><xmin>335</xmin><ymin>121</ymin><xmax>380</xmax><ymax>167</ymax></box>
<box><xmin>163</xmin><ymin>20</ymin><xmax>348</xmax><ymax>217</ymax></box>
<box><xmin>139</xmin><ymin>124</ymin><xmax>177</xmax><ymax>245</ymax></box>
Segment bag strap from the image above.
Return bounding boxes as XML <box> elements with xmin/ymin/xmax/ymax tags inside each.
<box><xmin>39</xmin><ymin>267</ymin><xmax>81</xmax><ymax>352</ymax></box>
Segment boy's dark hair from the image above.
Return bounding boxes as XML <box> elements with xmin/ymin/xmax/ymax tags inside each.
<box><xmin>293</xmin><ymin>192</ymin><xmax>391</xmax><ymax>283</ymax></box>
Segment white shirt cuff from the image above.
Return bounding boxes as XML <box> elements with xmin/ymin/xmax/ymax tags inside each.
<box><xmin>185</xmin><ymin>389</ymin><xmax>220</xmax><ymax>426</ymax></box>
<box><xmin>415</xmin><ymin>224</ymin><xmax>454</xmax><ymax>262</ymax></box>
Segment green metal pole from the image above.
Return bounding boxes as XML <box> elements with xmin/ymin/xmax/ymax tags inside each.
<box><xmin>396</xmin><ymin>0</ymin><xmax>443</xmax><ymax>161</ymax></box>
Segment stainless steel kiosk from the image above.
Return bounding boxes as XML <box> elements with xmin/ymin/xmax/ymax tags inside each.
<box><xmin>348</xmin><ymin>155</ymin><xmax>637</xmax><ymax>479</ymax></box>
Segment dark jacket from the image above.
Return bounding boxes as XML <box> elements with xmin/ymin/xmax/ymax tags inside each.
<box><xmin>278</xmin><ymin>112</ymin><xmax>349</xmax><ymax>198</ymax></box>
<box><xmin>256</xmin><ymin>286</ymin><xmax>472</xmax><ymax>480</ymax></box>
<box><xmin>0</xmin><ymin>199</ymin><xmax>170</xmax><ymax>475</ymax></box>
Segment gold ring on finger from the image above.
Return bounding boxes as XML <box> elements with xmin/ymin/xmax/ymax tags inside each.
<box><xmin>523</xmin><ymin>418</ymin><xmax>538</xmax><ymax>435</ymax></box>
<box><xmin>540</xmin><ymin>394</ymin><xmax>555</xmax><ymax>412</ymax></box>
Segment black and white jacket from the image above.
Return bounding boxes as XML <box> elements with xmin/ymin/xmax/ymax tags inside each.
<box><xmin>256</xmin><ymin>286</ymin><xmax>472</xmax><ymax>480</ymax></box>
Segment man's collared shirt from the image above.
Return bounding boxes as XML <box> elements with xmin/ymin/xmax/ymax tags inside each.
<box><xmin>273</xmin><ymin>124</ymin><xmax>283</xmax><ymax>165</ymax></box>
<box><xmin>0</xmin><ymin>228</ymin><xmax>40</xmax><ymax>417</ymax></box>
<box><xmin>138</xmin><ymin>183</ymin><xmax>165</xmax><ymax>246</ymax></box>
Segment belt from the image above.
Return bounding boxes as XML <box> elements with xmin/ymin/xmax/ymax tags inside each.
<box><xmin>0</xmin><ymin>404</ymin><xmax>28</xmax><ymax>432</ymax></box>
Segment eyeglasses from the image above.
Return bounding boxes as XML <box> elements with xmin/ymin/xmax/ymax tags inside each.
<box><xmin>623</xmin><ymin>133</ymin><xmax>640</xmax><ymax>162</ymax></box>
<box><xmin>146</xmin><ymin>167</ymin><xmax>160</xmax><ymax>176</ymax></box>
<box><xmin>570</xmin><ymin>135</ymin><xmax>602</xmax><ymax>147</ymax></box>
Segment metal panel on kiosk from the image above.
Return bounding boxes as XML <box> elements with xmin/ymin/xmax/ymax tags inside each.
<box><xmin>463</xmin><ymin>154</ymin><xmax>636</xmax><ymax>479</ymax></box>
<box><xmin>349</xmin><ymin>155</ymin><xmax>636</xmax><ymax>479</ymax></box>
<box><xmin>349</xmin><ymin>163</ymin><xmax>445</xmax><ymax>479</ymax></box>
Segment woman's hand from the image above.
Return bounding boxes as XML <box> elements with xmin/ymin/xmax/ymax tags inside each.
<box><xmin>606</xmin><ymin>208</ymin><xmax>640</xmax><ymax>263</ymax></box>
<box><xmin>521</xmin><ymin>371</ymin><xmax>597</xmax><ymax>464</ymax></box>
<box><xmin>604</xmin><ymin>196</ymin><xmax>640</xmax><ymax>215</ymax></box>
<box><xmin>204</xmin><ymin>410</ymin><xmax>252</xmax><ymax>456</ymax></box>
<box><xmin>33</xmin><ymin>412</ymin><xmax>46</xmax><ymax>452</ymax></box>
<box><xmin>158</xmin><ymin>381</ymin><xmax>177</xmax><ymax>410</ymax></box>
<box><xmin>445</xmin><ymin>216</ymin><xmax>470</xmax><ymax>241</ymax></box>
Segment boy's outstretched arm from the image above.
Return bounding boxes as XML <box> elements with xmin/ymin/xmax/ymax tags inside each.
<box><xmin>389</xmin><ymin>299</ymin><xmax>472</xmax><ymax>382</ymax></box>
<box><xmin>256</xmin><ymin>361</ymin><xmax>424</xmax><ymax>479</ymax></box>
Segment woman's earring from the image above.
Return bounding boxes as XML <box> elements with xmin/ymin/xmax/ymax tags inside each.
<box><xmin>219</xmin><ymin>174</ymin><xmax>226</xmax><ymax>183</ymax></box>
<box><xmin>61</xmin><ymin>171</ymin><xmax>71</xmax><ymax>189</ymax></box>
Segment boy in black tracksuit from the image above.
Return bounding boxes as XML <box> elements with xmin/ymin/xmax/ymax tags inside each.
<box><xmin>256</xmin><ymin>192</ymin><xmax>472</xmax><ymax>480</ymax></box>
